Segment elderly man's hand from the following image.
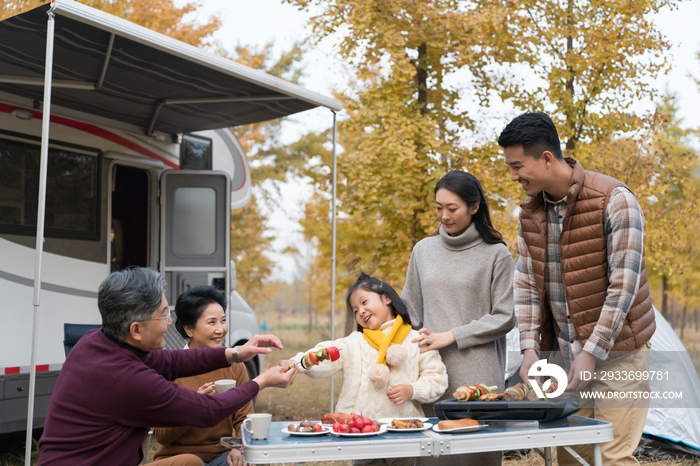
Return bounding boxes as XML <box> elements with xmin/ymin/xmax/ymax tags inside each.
<box><xmin>253</xmin><ymin>363</ymin><xmax>297</xmax><ymax>390</ymax></box>
<box><xmin>231</xmin><ymin>334</ymin><xmax>284</xmax><ymax>363</ymax></box>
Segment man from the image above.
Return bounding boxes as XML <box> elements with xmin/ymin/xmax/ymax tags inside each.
<box><xmin>499</xmin><ymin>112</ymin><xmax>655</xmax><ymax>466</ymax></box>
<box><xmin>38</xmin><ymin>267</ymin><xmax>296</xmax><ymax>466</ymax></box>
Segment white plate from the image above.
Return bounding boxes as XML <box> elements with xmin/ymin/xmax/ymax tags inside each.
<box><xmin>330</xmin><ymin>424</ymin><xmax>388</xmax><ymax>437</ymax></box>
<box><xmin>376</xmin><ymin>417</ymin><xmax>429</xmax><ymax>424</ymax></box>
<box><xmin>432</xmin><ymin>423</ymin><xmax>486</xmax><ymax>434</ymax></box>
<box><xmin>281</xmin><ymin>427</ymin><xmax>330</xmax><ymax>436</ymax></box>
<box><xmin>386</xmin><ymin>422</ymin><xmax>433</xmax><ymax>432</ymax></box>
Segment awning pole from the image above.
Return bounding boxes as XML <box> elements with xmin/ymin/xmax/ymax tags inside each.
<box><xmin>330</xmin><ymin>110</ymin><xmax>337</xmax><ymax>414</ymax></box>
<box><xmin>25</xmin><ymin>6</ymin><xmax>57</xmax><ymax>465</ymax></box>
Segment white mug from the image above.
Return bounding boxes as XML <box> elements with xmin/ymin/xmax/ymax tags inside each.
<box><xmin>214</xmin><ymin>379</ymin><xmax>236</xmax><ymax>394</ymax></box>
<box><xmin>242</xmin><ymin>413</ymin><xmax>272</xmax><ymax>440</ymax></box>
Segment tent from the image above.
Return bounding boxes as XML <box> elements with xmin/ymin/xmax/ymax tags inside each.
<box><xmin>637</xmin><ymin>309</ymin><xmax>700</xmax><ymax>459</ymax></box>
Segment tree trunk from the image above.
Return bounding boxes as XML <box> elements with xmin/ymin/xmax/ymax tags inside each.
<box><xmin>661</xmin><ymin>275</ymin><xmax>668</xmax><ymax>319</ymax></box>
<box><xmin>670</xmin><ymin>299</ymin><xmax>677</xmax><ymax>329</ymax></box>
<box><xmin>564</xmin><ymin>0</ymin><xmax>576</xmax><ymax>153</ymax></box>
<box><xmin>695</xmin><ymin>307</ymin><xmax>699</xmax><ymax>332</ymax></box>
<box><xmin>681</xmin><ymin>280</ymin><xmax>689</xmax><ymax>341</ymax></box>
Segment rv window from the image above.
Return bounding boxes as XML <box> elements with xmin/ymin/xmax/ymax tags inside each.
<box><xmin>0</xmin><ymin>137</ymin><xmax>100</xmax><ymax>240</ymax></box>
<box><xmin>180</xmin><ymin>134</ymin><xmax>212</xmax><ymax>170</ymax></box>
<box><xmin>173</xmin><ymin>187</ymin><xmax>216</xmax><ymax>254</ymax></box>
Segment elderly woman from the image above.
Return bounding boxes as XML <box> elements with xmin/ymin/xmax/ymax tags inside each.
<box><xmin>154</xmin><ymin>286</ymin><xmax>251</xmax><ymax>466</ymax></box>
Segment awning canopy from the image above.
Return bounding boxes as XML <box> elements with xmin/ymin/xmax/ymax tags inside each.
<box><xmin>0</xmin><ymin>0</ymin><xmax>341</xmax><ymax>136</ymax></box>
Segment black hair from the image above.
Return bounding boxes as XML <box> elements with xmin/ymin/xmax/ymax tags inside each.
<box><xmin>434</xmin><ymin>171</ymin><xmax>506</xmax><ymax>246</ymax></box>
<box><xmin>497</xmin><ymin>112</ymin><xmax>563</xmax><ymax>160</ymax></box>
<box><xmin>98</xmin><ymin>267</ymin><xmax>165</xmax><ymax>341</ymax></box>
<box><xmin>174</xmin><ymin>286</ymin><xmax>227</xmax><ymax>340</ymax></box>
<box><xmin>345</xmin><ymin>272</ymin><xmax>412</xmax><ymax>331</ymax></box>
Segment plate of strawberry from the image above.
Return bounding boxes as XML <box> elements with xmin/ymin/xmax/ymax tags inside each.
<box><xmin>330</xmin><ymin>414</ymin><xmax>386</xmax><ymax>437</ymax></box>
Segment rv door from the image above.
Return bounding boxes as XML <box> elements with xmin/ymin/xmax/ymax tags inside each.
<box><xmin>160</xmin><ymin>170</ymin><xmax>231</xmax><ymax>349</ymax></box>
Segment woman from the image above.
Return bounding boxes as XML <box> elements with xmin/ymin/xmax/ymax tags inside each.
<box><xmin>402</xmin><ymin>171</ymin><xmax>516</xmax><ymax>466</ymax></box>
<box><xmin>154</xmin><ymin>286</ymin><xmax>252</xmax><ymax>466</ymax></box>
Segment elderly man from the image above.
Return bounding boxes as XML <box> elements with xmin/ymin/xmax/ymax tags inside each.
<box><xmin>38</xmin><ymin>267</ymin><xmax>296</xmax><ymax>466</ymax></box>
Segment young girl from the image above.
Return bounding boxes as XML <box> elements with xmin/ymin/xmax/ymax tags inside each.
<box><xmin>285</xmin><ymin>273</ymin><xmax>447</xmax><ymax>428</ymax></box>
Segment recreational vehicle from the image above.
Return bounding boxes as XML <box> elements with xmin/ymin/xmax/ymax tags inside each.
<box><xmin>0</xmin><ymin>0</ymin><xmax>341</xmax><ymax>434</ymax></box>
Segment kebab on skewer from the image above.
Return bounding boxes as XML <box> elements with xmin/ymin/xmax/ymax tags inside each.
<box><xmin>452</xmin><ymin>384</ymin><xmax>498</xmax><ymax>401</ymax></box>
<box><xmin>298</xmin><ymin>346</ymin><xmax>341</xmax><ymax>369</ymax></box>
<box><xmin>465</xmin><ymin>381</ymin><xmax>559</xmax><ymax>401</ymax></box>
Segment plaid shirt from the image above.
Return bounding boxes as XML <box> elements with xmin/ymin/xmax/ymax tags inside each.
<box><xmin>514</xmin><ymin>187</ymin><xmax>645</xmax><ymax>366</ymax></box>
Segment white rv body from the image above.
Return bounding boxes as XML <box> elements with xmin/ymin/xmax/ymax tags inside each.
<box><xmin>0</xmin><ymin>0</ymin><xmax>341</xmax><ymax>434</ymax></box>
<box><xmin>0</xmin><ymin>99</ymin><xmax>259</xmax><ymax>433</ymax></box>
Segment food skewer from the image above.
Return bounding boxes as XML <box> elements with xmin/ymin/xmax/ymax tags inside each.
<box><xmin>454</xmin><ymin>381</ymin><xmax>560</xmax><ymax>402</ymax></box>
<box><xmin>453</xmin><ymin>384</ymin><xmax>498</xmax><ymax>401</ymax></box>
<box><xmin>296</xmin><ymin>346</ymin><xmax>341</xmax><ymax>369</ymax></box>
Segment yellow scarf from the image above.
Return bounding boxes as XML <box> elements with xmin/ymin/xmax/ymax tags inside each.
<box><xmin>363</xmin><ymin>315</ymin><xmax>411</xmax><ymax>365</ymax></box>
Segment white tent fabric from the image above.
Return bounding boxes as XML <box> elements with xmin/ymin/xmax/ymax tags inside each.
<box><xmin>644</xmin><ymin>309</ymin><xmax>700</xmax><ymax>452</ymax></box>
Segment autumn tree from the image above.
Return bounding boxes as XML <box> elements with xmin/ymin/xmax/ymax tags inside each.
<box><xmin>471</xmin><ymin>1</ymin><xmax>700</xmax><ymax>314</ymax></box>
<box><xmin>1</xmin><ymin>0</ymin><xmax>220</xmax><ymax>46</ymax></box>
<box><xmin>230</xmin><ymin>194</ymin><xmax>275</xmax><ymax>306</ymax></box>
<box><xmin>285</xmin><ymin>0</ymin><xmax>517</xmax><ymax>285</ymax></box>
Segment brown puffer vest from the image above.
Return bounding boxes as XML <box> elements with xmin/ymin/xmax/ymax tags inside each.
<box><xmin>519</xmin><ymin>158</ymin><xmax>655</xmax><ymax>356</ymax></box>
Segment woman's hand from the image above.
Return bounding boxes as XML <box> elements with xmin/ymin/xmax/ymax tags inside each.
<box><xmin>386</xmin><ymin>384</ymin><xmax>413</xmax><ymax>405</ymax></box>
<box><xmin>196</xmin><ymin>381</ymin><xmax>216</xmax><ymax>395</ymax></box>
<box><xmin>227</xmin><ymin>447</ymin><xmax>246</xmax><ymax>466</ymax></box>
<box><xmin>411</xmin><ymin>328</ymin><xmax>455</xmax><ymax>353</ymax></box>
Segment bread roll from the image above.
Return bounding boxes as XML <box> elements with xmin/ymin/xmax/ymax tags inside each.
<box><xmin>437</xmin><ymin>418</ymin><xmax>479</xmax><ymax>430</ymax></box>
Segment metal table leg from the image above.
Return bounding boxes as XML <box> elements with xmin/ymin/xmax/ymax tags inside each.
<box><xmin>544</xmin><ymin>447</ymin><xmax>552</xmax><ymax>466</ymax></box>
<box><xmin>592</xmin><ymin>444</ymin><xmax>602</xmax><ymax>466</ymax></box>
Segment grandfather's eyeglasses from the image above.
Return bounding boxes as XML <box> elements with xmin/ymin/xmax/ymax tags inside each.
<box><xmin>139</xmin><ymin>308</ymin><xmax>172</xmax><ymax>322</ymax></box>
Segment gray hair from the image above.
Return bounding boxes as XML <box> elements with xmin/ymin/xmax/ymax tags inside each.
<box><xmin>98</xmin><ymin>268</ymin><xmax>166</xmax><ymax>341</ymax></box>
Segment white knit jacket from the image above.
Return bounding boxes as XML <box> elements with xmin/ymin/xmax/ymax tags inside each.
<box><xmin>293</xmin><ymin>319</ymin><xmax>448</xmax><ymax>419</ymax></box>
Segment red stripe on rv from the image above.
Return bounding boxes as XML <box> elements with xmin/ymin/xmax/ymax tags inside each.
<box><xmin>5</xmin><ymin>367</ymin><xmax>20</xmax><ymax>375</ymax></box>
<box><xmin>0</xmin><ymin>103</ymin><xmax>179</xmax><ymax>169</ymax></box>
<box><xmin>36</xmin><ymin>365</ymin><xmax>50</xmax><ymax>372</ymax></box>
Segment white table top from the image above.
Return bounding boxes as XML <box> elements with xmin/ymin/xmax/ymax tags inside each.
<box><xmin>241</xmin><ymin>416</ymin><xmax>613</xmax><ymax>464</ymax></box>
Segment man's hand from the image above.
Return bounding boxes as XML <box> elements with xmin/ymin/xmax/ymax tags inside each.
<box><xmin>567</xmin><ymin>351</ymin><xmax>597</xmax><ymax>392</ymax></box>
<box><xmin>232</xmin><ymin>334</ymin><xmax>284</xmax><ymax>362</ymax></box>
<box><xmin>386</xmin><ymin>384</ymin><xmax>413</xmax><ymax>405</ymax></box>
<box><xmin>227</xmin><ymin>446</ymin><xmax>246</xmax><ymax>466</ymax></box>
<box><xmin>411</xmin><ymin>328</ymin><xmax>455</xmax><ymax>353</ymax></box>
<box><xmin>519</xmin><ymin>349</ymin><xmax>540</xmax><ymax>384</ymax></box>
<box><xmin>253</xmin><ymin>363</ymin><xmax>297</xmax><ymax>390</ymax></box>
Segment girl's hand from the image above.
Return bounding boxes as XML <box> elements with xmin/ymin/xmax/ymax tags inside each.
<box><xmin>386</xmin><ymin>384</ymin><xmax>413</xmax><ymax>405</ymax></box>
<box><xmin>197</xmin><ymin>382</ymin><xmax>216</xmax><ymax>395</ymax></box>
<box><xmin>227</xmin><ymin>447</ymin><xmax>246</xmax><ymax>466</ymax></box>
<box><xmin>411</xmin><ymin>329</ymin><xmax>455</xmax><ymax>353</ymax></box>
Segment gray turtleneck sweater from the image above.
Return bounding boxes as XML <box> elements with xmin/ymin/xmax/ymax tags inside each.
<box><xmin>402</xmin><ymin>223</ymin><xmax>516</xmax><ymax>408</ymax></box>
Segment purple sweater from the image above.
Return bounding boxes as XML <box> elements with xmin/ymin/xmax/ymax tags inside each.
<box><xmin>38</xmin><ymin>329</ymin><xmax>259</xmax><ymax>466</ymax></box>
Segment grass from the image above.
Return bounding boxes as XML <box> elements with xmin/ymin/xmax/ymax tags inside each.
<box><xmin>2</xmin><ymin>315</ymin><xmax>699</xmax><ymax>465</ymax></box>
